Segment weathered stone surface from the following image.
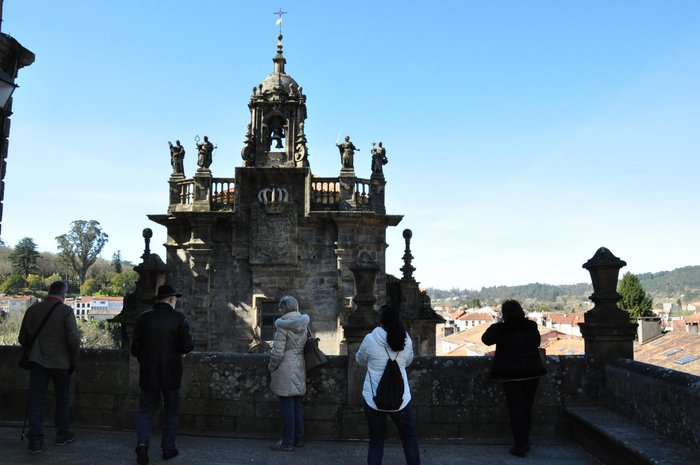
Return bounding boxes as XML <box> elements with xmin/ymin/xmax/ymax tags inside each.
<box><xmin>1</xmin><ymin>345</ymin><xmax>696</xmax><ymax>449</ymax></box>
<box><xmin>604</xmin><ymin>358</ymin><xmax>700</xmax><ymax>451</ymax></box>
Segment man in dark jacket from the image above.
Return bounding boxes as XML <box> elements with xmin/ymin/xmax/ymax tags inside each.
<box><xmin>18</xmin><ymin>281</ymin><xmax>80</xmax><ymax>454</ymax></box>
<box><xmin>131</xmin><ymin>284</ymin><xmax>194</xmax><ymax>465</ymax></box>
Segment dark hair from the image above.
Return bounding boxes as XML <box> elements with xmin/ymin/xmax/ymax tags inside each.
<box><xmin>48</xmin><ymin>281</ymin><xmax>68</xmax><ymax>296</ymax></box>
<box><xmin>501</xmin><ymin>299</ymin><xmax>525</xmax><ymax>322</ymax></box>
<box><xmin>379</xmin><ymin>304</ymin><xmax>406</xmax><ymax>352</ymax></box>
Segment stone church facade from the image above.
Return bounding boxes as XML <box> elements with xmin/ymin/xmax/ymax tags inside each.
<box><xmin>147</xmin><ymin>31</ymin><xmax>438</xmax><ymax>354</ymax></box>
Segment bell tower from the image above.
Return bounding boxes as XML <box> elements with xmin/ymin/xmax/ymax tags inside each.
<box><xmin>241</xmin><ymin>29</ymin><xmax>309</xmax><ymax>169</ymax></box>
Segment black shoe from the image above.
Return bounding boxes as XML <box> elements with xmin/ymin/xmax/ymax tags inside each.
<box><xmin>509</xmin><ymin>445</ymin><xmax>527</xmax><ymax>458</ymax></box>
<box><xmin>27</xmin><ymin>442</ymin><xmax>42</xmax><ymax>454</ymax></box>
<box><xmin>270</xmin><ymin>441</ymin><xmax>294</xmax><ymax>451</ymax></box>
<box><xmin>294</xmin><ymin>440</ymin><xmax>304</xmax><ymax>448</ymax></box>
<box><xmin>56</xmin><ymin>431</ymin><xmax>76</xmax><ymax>446</ymax></box>
<box><xmin>135</xmin><ymin>444</ymin><xmax>149</xmax><ymax>465</ymax></box>
<box><xmin>162</xmin><ymin>448</ymin><xmax>179</xmax><ymax>460</ymax></box>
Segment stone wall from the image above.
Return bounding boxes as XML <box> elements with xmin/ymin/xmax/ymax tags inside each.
<box><xmin>604</xmin><ymin>358</ymin><xmax>700</xmax><ymax>450</ymax></box>
<box><xmin>0</xmin><ymin>346</ymin><xmax>588</xmax><ymax>439</ymax></box>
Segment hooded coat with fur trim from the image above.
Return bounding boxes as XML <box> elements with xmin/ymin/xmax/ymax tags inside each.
<box><xmin>268</xmin><ymin>311</ymin><xmax>310</xmax><ymax>397</ymax></box>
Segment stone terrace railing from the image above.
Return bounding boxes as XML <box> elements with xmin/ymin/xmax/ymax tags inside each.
<box><xmin>175</xmin><ymin>178</ymin><xmax>194</xmax><ymax>205</ymax></box>
<box><xmin>310</xmin><ymin>177</ymin><xmax>373</xmax><ymax>212</ymax></box>
<box><xmin>0</xmin><ymin>346</ymin><xmax>584</xmax><ymax>440</ymax></box>
<box><xmin>211</xmin><ymin>178</ymin><xmax>235</xmax><ymax>211</ymax></box>
<box><xmin>310</xmin><ymin>177</ymin><xmax>340</xmax><ymax>209</ymax></box>
<box><xmin>171</xmin><ymin>177</ymin><xmax>235</xmax><ymax>211</ymax></box>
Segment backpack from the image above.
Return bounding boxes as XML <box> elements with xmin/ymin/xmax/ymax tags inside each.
<box><xmin>372</xmin><ymin>346</ymin><xmax>404</xmax><ymax>411</ymax></box>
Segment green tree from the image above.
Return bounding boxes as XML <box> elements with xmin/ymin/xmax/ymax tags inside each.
<box><xmin>44</xmin><ymin>273</ymin><xmax>62</xmax><ymax>288</ymax></box>
<box><xmin>26</xmin><ymin>274</ymin><xmax>44</xmax><ymax>292</ymax></box>
<box><xmin>109</xmin><ymin>270</ymin><xmax>138</xmax><ymax>296</ymax></box>
<box><xmin>465</xmin><ymin>298</ymin><xmax>481</xmax><ymax>309</ymax></box>
<box><xmin>55</xmin><ymin>220</ymin><xmax>109</xmax><ymax>284</ymax></box>
<box><xmin>618</xmin><ymin>272</ymin><xmax>654</xmax><ymax>319</ymax></box>
<box><xmin>111</xmin><ymin>251</ymin><xmax>122</xmax><ymax>273</ymax></box>
<box><xmin>8</xmin><ymin>237</ymin><xmax>40</xmax><ymax>277</ymax></box>
<box><xmin>80</xmin><ymin>278</ymin><xmax>100</xmax><ymax>296</ymax></box>
<box><xmin>0</xmin><ymin>274</ymin><xmax>26</xmax><ymax>294</ymax></box>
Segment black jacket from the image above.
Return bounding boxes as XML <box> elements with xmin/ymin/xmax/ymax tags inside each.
<box><xmin>481</xmin><ymin>318</ymin><xmax>547</xmax><ymax>380</ymax></box>
<box><xmin>131</xmin><ymin>302</ymin><xmax>195</xmax><ymax>390</ymax></box>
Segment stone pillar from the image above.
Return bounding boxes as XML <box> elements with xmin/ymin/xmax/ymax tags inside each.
<box><xmin>338</xmin><ymin>170</ymin><xmax>356</xmax><ymax>210</ymax></box>
<box><xmin>168</xmin><ymin>173</ymin><xmax>185</xmax><ymax>206</ymax></box>
<box><xmin>400</xmin><ymin>229</ymin><xmax>419</xmax><ymax>318</ymax></box>
<box><xmin>341</xmin><ymin>251</ymin><xmax>379</xmax><ymax>437</ymax></box>
<box><xmin>370</xmin><ymin>176</ymin><xmax>386</xmax><ymax>214</ymax></box>
<box><xmin>184</xmin><ymin>220</ymin><xmax>212</xmax><ymax>351</ymax></box>
<box><xmin>578</xmin><ymin>247</ymin><xmax>638</xmax><ymax>395</ymax></box>
<box><xmin>344</xmin><ymin>252</ymin><xmax>380</xmax><ymax>403</ymax></box>
<box><xmin>193</xmin><ymin>168</ymin><xmax>212</xmax><ymax>211</ymax></box>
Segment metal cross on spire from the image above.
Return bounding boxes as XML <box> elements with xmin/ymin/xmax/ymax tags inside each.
<box><xmin>273</xmin><ymin>8</ymin><xmax>287</xmax><ymax>33</ymax></box>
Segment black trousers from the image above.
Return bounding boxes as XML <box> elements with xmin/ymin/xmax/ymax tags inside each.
<box><xmin>502</xmin><ymin>378</ymin><xmax>540</xmax><ymax>448</ymax></box>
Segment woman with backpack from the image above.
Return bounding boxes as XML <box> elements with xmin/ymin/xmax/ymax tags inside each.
<box><xmin>355</xmin><ymin>304</ymin><xmax>420</xmax><ymax>465</ymax></box>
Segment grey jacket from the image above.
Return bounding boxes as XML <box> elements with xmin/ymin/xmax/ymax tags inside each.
<box><xmin>18</xmin><ymin>298</ymin><xmax>80</xmax><ymax>370</ymax></box>
<box><xmin>268</xmin><ymin>311</ymin><xmax>310</xmax><ymax>397</ymax></box>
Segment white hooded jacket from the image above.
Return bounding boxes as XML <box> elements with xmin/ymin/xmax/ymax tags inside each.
<box><xmin>355</xmin><ymin>326</ymin><xmax>414</xmax><ymax>411</ymax></box>
<box><xmin>268</xmin><ymin>311</ymin><xmax>310</xmax><ymax>397</ymax></box>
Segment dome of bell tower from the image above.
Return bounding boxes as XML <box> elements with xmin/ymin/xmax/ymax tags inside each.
<box><xmin>257</xmin><ymin>32</ymin><xmax>300</xmax><ymax>95</ymax></box>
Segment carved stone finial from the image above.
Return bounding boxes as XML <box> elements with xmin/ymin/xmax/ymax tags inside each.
<box><xmin>142</xmin><ymin>228</ymin><xmax>153</xmax><ymax>258</ymax></box>
<box><xmin>583</xmin><ymin>247</ymin><xmax>627</xmax><ymax>307</ymax></box>
<box><xmin>401</xmin><ymin>229</ymin><xmax>416</xmax><ymax>281</ymax></box>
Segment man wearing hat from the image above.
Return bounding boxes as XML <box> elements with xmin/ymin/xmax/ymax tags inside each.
<box><xmin>131</xmin><ymin>284</ymin><xmax>194</xmax><ymax>465</ymax></box>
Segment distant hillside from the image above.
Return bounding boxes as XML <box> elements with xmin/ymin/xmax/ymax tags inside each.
<box><xmin>428</xmin><ymin>265</ymin><xmax>700</xmax><ymax>307</ymax></box>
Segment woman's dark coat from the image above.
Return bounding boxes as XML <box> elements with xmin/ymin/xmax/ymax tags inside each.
<box><xmin>481</xmin><ymin>317</ymin><xmax>547</xmax><ymax>380</ymax></box>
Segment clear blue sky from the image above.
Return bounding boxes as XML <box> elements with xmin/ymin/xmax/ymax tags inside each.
<box><xmin>2</xmin><ymin>1</ymin><xmax>699</xmax><ymax>289</ymax></box>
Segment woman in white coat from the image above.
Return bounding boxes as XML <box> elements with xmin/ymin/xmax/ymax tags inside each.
<box><xmin>268</xmin><ymin>295</ymin><xmax>310</xmax><ymax>451</ymax></box>
<box><xmin>355</xmin><ymin>304</ymin><xmax>420</xmax><ymax>465</ymax></box>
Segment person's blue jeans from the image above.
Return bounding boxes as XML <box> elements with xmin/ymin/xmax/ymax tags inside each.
<box><xmin>365</xmin><ymin>402</ymin><xmax>420</xmax><ymax>465</ymax></box>
<box><xmin>136</xmin><ymin>388</ymin><xmax>180</xmax><ymax>451</ymax></box>
<box><xmin>27</xmin><ymin>364</ymin><xmax>72</xmax><ymax>446</ymax></box>
<box><xmin>279</xmin><ymin>395</ymin><xmax>304</xmax><ymax>446</ymax></box>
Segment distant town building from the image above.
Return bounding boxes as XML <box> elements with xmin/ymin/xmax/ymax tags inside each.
<box><xmin>0</xmin><ymin>295</ymin><xmax>38</xmax><ymax>314</ymax></box>
<box><xmin>65</xmin><ymin>296</ymin><xmax>123</xmax><ymax>321</ymax></box>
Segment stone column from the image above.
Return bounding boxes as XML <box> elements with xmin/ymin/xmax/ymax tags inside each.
<box><xmin>338</xmin><ymin>170</ymin><xmax>356</xmax><ymax>210</ymax></box>
<box><xmin>168</xmin><ymin>173</ymin><xmax>185</xmax><ymax>206</ymax></box>
<box><xmin>193</xmin><ymin>168</ymin><xmax>212</xmax><ymax>211</ymax></box>
<box><xmin>370</xmin><ymin>176</ymin><xmax>386</xmax><ymax>214</ymax></box>
<box><xmin>578</xmin><ymin>247</ymin><xmax>638</xmax><ymax>396</ymax></box>
<box><xmin>342</xmin><ymin>252</ymin><xmax>380</xmax><ymax>436</ymax></box>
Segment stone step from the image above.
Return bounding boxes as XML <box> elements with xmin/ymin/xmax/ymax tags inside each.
<box><xmin>565</xmin><ymin>405</ymin><xmax>698</xmax><ymax>465</ymax></box>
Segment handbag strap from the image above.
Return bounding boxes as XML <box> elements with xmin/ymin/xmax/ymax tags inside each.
<box><xmin>25</xmin><ymin>301</ymin><xmax>62</xmax><ymax>350</ymax></box>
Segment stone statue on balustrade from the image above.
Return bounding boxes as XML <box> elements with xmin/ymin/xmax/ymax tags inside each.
<box><xmin>196</xmin><ymin>135</ymin><xmax>214</xmax><ymax>169</ymax></box>
<box><xmin>241</xmin><ymin>123</ymin><xmax>256</xmax><ymax>167</ymax></box>
<box><xmin>371</xmin><ymin>141</ymin><xmax>388</xmax><ymax>177</ymax></box>
<box><xmin>168</xmin><ymin>140</ymin><xmax>186</xmax><ymax>176</ymax></box>
<box><xmin>336</xmin><ymin>136</ymin><xmax>359</xmax><ymax>170</ymax></box>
